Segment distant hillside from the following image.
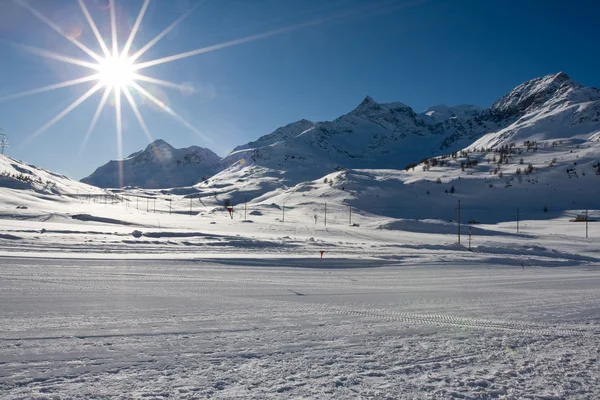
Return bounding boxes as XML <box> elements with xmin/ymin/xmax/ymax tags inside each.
<box><xmin>0</xmin><ymin>154</ymin><xmax>102</xmax><ymax>196</ymax></box>
<box><xmin>81</xmin><ymin>140</ymin><xmax>220</xmax><ymax>189</ymax></box>
<box><xmin>197</xmin><ymin>72</ymin><xmax>600</xmax><ymax>205</ymax></box>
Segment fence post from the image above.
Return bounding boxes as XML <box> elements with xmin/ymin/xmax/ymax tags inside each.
<box><xmin>457</xmin><ymin>200</ymin><xmax>461</xmax><ymax>245</ymax></box>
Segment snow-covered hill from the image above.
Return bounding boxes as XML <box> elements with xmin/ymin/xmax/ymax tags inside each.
<box><xmin>0</xmin><ymin>153</ymin><xmax>110</xmax><ymax>216</ymax></box>
<box><xmin>195</xmin><ymin>72</ymin><xmax>600</xmax><ymax>206</ymax></box>
<box><xmin>0</xmin><ymin>154</ymin><xmax>103</xmax><ymax>196</ymax></box>
<box><xmin>469</xmin><ymin>72</ymin><xmax>600</xmax><ymax>149</ymax></box>
<box><xmin>211</xmin><ymin>95</ymin><xmax>486</xmax><ymax>196</ymax></box>
<box><xmin>81</xmin><ymin>139</ymin><xmax>220</xmax><ymax>189</ymax></box>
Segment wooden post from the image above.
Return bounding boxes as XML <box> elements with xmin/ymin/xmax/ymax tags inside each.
<box><xmin>458</xmin><ymin>200</ymin><xmax>461</xmax><ymax>245</ymax></box>
<box><xmin>282</xmin><ymin>204</ymin><xmax>285</xmax><ymax>223</ymax></box>
<box><xmin>586</xmin><ymin>209</ymin><xmax>589</xmax><ymax>239</ymax></box>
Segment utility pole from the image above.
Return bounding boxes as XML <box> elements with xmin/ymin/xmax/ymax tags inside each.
<box><xmin>168</xmin><ymin>199</ymin><xmax>172</xmax><ymax>214</ymax></box>
<box><xmin>517</xmin><ymin>208</ymin><xmax>520</xmax><ymax>234</ymax></box>
<box><xmin>136</xmin><ymin>197</ymin><xmax>139</xmax><ymax>210</ymax></box>
<box><xmin>586</xmin><ymin>209</ymin><xmax>589</xmax><ymax>239</ymax></box>
<box><xmin>146</xmin><ymin>198</ymin><xmax>149</xmax><ymax>212</ymax></box>
<box><xmin>324</xmin><ymin>202</ymin><xmax>327</xmax><ymax>227</ymax></box>
<box><xmin>457</xmin><ymin>199</ymin><xmax>461</xmax><ymax>245</ymax></box>
<box><xmin>153</xmin><ymin>199</ymin><xmax>156</xmax><ymax>213</ymax></box>
<box><xmin>282</xmin><ymin>204</ymin><xmax>285</xmax><ymax>223</ymax></box>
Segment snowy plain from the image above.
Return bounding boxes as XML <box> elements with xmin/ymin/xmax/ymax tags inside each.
<box><xmin>1</xmin><ymin>257</ymin><xmax>599</xmax><ymax>399</ymax></box>
<box><xmin>2</xmin><ymin>126</ymin><xmax>600</xmax><ymax>398</ymax></box>
<box><xmin>1</xmin><ymin>186</ymin><xmax>599</xmax><ymax>399</ymax></box>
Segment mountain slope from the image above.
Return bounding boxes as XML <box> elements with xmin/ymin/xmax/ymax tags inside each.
<box><xmin>81</xmin><ymin>140</ymin><xmax>220</xmax><ymax>189</ymax></box>
<box><xmin>216</xmin><ymin>96</ymin><xmax>484</xmax><ymax>183</ymax></box>
<box><xmin>469</xmin><ymin>72</ymin><xmax>600</xmax><ymax>149</ymax></box>
<box><xmin>196</xmin><ymin>72</ymin><xmax>600</xmax><ymax>205</ymax></box>
<box><xmin>1</xmin><ymin>154</ymin><xmax>102</xmax><ymax>196</ymax></box>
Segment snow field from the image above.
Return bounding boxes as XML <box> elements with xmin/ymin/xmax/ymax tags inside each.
<box><xmin>1</xmin><ymin>258</ymin><xmax>599</xmax><ymax>399</ymax></box>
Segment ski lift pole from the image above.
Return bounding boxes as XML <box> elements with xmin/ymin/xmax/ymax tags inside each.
<box><xmin>457</xmin><ymin>199</ymin><xmax>461</xmax><ymax>245</ymax></box>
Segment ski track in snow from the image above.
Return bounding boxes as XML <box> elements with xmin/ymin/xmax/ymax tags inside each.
<box><xmin>1</xmin><ymin>258</ymin><xmax>599</xmax><ymax>399</ymax></box>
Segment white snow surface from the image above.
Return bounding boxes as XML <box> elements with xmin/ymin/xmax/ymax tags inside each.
<box><xmin>2</xmin><ymin>151</ymin><xmax>600</xmax><ymax>398</ymax></box>
<box><xmin>1</xmin><ymin>258</ymin><xmax>599</xmax><ymax>399</ymax></box>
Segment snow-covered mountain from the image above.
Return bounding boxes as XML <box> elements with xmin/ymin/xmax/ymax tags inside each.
<box><xmin>81</xmin><ymin>140</ymin><xmax>220</xmax><ymax>189</ymax></box>
<box><xmin>216</xmin><ymin>95</ymin><xmax>485</xmax><ymax>181</ymax></box>
<box><xmin>194</xmin><ymin>72</ymin><xmax>600</xmax><ymax>206</ymax></box>
<box><xmin>1</xmin><ymin>154</ymin><xmax>102</xmax><ymax>196</ymax></box>
<box><xmin>469</xmin><ymin>72</ymin><xmax>600</xmax><ymax>149</ymax></box>
<box><xmin>82</xmin><ymin>72</ymin><xmax>599</xmax><ymax>204</ymax></box>
<box><xmin>419</xmin><ymin>104</ymin><xmax>484</xmax><ymax>125</ymax></box>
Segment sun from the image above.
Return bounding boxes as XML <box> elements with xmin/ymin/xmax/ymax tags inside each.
<box><xmin>97</xmin><ymin>55</ymin><xmax>134</xmax><ymax>89</ymax></box>
<box><xmin>4</xmin><ymin>0</ymin><xmax>384</xmax><ymax>188</ymax></box>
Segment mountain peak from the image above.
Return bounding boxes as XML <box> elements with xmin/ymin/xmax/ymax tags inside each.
<box><xmin>491</xmin><ymin>72</ymin><xmax>580</xmax><ymax>114</ymax></box>
<box><xmin>349</xmin><ymin>96</ymin><xmax>382</xmax><ymax>116</ymax></box>
<box><xmin>146</xmin><ymin>139</ymin><xmax>174</xmax><ymax>150</ymax></box>
<box><xmin>552</xmin><ymin>71</ymin><xmax>570</xmax><ymax>82</ymax></box>
<box><xmin>362</xmin><ymin>95</ymin><xmax>376</xmax><ymax>104</ymax></box>
<box><xmin>82</xmin><ymin>140</ymin><xmax>220</xmax><ymax>189</ymax></box>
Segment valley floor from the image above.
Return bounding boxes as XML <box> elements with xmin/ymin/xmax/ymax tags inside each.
<box><xmin>1</xmin><ymin>257</ymin><xmax>599</xmax><ymax>399</ymax></box>
<box><xmin>0</xmin><ymin>196</ymin><xmax>599</xmax><ymax>399</ymax></box>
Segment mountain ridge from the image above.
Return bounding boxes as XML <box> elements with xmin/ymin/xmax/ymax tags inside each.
<box><xmin>81</xmin><ymin>140</ymin><xmax>220</xmax><ymax>189</ymax></box>
<box><xmin>82</xmin><ymin>72</ymin><xmax>600</xmax><ymax>192</ymax></box>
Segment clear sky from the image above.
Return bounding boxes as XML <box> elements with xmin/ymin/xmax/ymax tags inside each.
<box><xmin>0</xmin><ymin>0</ymin><xmax>598</xmax><ymax>179</ymax></box>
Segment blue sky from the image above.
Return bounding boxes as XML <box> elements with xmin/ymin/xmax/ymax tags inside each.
<box><xmin>0</xmin><ymin>0</ymin><xmax>598</xmax><ymax>179</ymax></box>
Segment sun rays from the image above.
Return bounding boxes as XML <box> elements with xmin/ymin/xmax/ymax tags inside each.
<box><xmin>2</xmin><ymin>0</ymin><xmax>421</xmax><ymax>187</ymax></box>
<box><xmin>8</xmin><ymin>0</ymin><xmax>215</xmax><ymax>169</ymax></box>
